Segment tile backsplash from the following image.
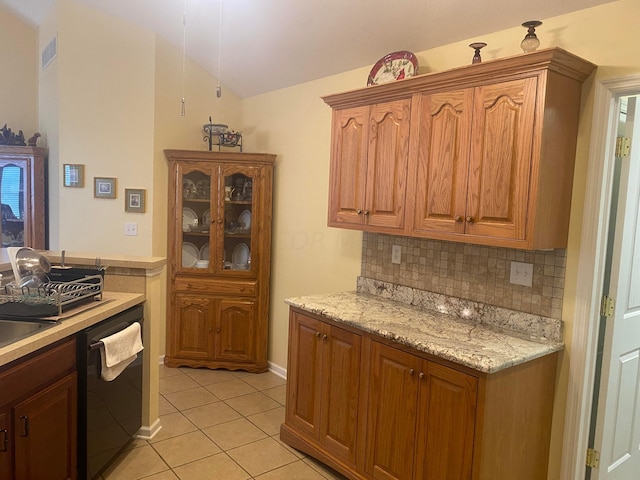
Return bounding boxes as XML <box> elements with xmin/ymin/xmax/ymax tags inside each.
<box><xmin>361</xmin><ymin>233</ymin><xmax>566</xmax><ymax>319</ymax></box>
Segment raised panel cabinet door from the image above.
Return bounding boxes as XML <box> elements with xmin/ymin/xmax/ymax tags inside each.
<box><xmin>413</xmin><ymin>89</ymin><xmax>473</xmax><ymax>235</ymax></box>
<box><xmin>319</xmin><ymin>324</ymin><xmax>362</xmax><ymax>466</ymax></box>
<box><xmin>328</xmin><ymin>106</ymin><xmax>369</xmax><ymax>227</ymax></box>
<box><xmin>414</xmin><ymin>362</ymin><xmax>478</xmax><ymax>480</ymax></box>
<box><xmin>285</xmin><ymin>311</ymin><xmax>324</xmax><ymax>438</ymax></box>
<box><xmin>172</xmin><ymin>294</ymin><xmax>215</xmax><ymax>361</ymax></box>
<box><xmin>366</xmin><ymin>342</ymin><xmax>420</xmax><ymax>480</ymax></box>
<box><xmin>213</xmin><ymin>298</ymin><xmax>257</xmax><ymax>363</ymax></box>
<box><xmin>365</xmin><ymin>99</ymin><xmax>411</xmax><ymax>231</ymax></box>
<box><xmin>0</xmin><ymin>408</ymin><xmax>11</xmax><ymax>479</ymax></box>
<box><xmin>466</xmin><ymin>77</ymin><xmax>538</xmax><ymax>240</ymax></box>
<box><xmin>14</xmin><ymin>372</ymin><xmax>77</xmax><ymax>480</ymax></box>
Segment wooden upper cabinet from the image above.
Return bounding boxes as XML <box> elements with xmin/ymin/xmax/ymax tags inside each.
<box><xmin>328</xmin><ymin>99</ymin><xmax>411</xmax><ymax>234</ymax></box>
<box><xmin>324</xmin><ymin>48</ymin><xmax>596</xmax><ymax>249</ymax></box>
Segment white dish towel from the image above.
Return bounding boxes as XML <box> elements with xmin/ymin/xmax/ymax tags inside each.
<box><xmin>99</xmin><ymin>322</ymin><xmax>143</xmax><ymax>381</ymax></box>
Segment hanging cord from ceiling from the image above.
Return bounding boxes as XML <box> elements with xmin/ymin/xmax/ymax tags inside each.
<box><xmin>181</xmin><ymin>0</ymin><xmax>188</xmax><ymax>115</ymax></box>
<box><xmin>216</xmin><ymin>0</ymin><xmax>223</xmax><ymax>98</ymax></box>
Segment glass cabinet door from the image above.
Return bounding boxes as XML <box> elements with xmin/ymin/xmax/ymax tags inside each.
<box><xmin>0</xmin><ymin>160</ymin><xmax>27</xmax><ymax>248</ymax></box>
<box><xmin>221</xmin><ymin>166</ymin><xmax>259</xmax><ymax>274</ymax></box>
<box><xmin>179</xmin><ymin>165</ymin><xmax>215</xmax><ymax>272</ymax></box>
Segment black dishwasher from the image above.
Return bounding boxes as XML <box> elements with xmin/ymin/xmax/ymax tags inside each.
<box><xmin>77</xmin><ymin>304</ymin><xmax>144</xmax><ymax>479</ymax></box>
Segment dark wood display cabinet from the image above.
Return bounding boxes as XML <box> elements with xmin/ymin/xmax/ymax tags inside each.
<box><xmin>164</xmin><ymin>150</ymin><xmax>275</xmax><ymax>373</ymax></box>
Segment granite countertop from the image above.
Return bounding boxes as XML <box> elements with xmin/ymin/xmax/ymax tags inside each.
<box><xmin>0</xmin><ymin>291</ymin><xmax>145</xmax><ymax>367</ymax></box>
<box><xmin>285</xmin><ymin>287</ymin><xmax>564</xmax><ymax>374</ymax></box>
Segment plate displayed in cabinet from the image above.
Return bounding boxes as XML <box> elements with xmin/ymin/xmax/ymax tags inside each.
<box><xmin>238</xmin><ymin>210</ymin><xmax>252</xmax><ymax>230</ymax></box>
<box><xmin>200</xmin><ymin>242</ymin><xmax>210</xmax><ymax>261</ymax></box>
<box><xmin>202</xmin><ymin>209</ymin><xmax>211</xmax><ymax>226</ymax></box>
<box><xmin>182</xmin><ymin>242</ymin><xmax>199</xmax><ymax>267</ymax></box>
<box><xmin>232</xmin><ymin>243</ymin><xmax>250</xmax><ymax>269</ymax></box>
<box><xmin>183</xmin><ymin>207</ymin><xmax>198</xmax><ymax>231</ymax></box>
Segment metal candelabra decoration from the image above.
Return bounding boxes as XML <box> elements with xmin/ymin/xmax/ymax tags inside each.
<box><xmin>202</xmin><ymin>116</ymin><xmax>243</xmax><ymax>151</ymax></box>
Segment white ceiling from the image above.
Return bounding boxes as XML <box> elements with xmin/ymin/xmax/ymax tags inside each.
<box><xmin>1</xmin><ymin>0</ymin><xmax>615</xmax><ymax>98</ymax></box>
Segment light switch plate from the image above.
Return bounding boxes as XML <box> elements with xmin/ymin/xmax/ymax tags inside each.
<box><xmin>391</xmin><ymin>245</ymin><xmax>402</xmax><ymax>264</ymax></box>
<box><xmin>510</xmin><ymin>261</ymin><xmax>533</xmax><ymax>287</ymax></box>
<box><xmin>124</xmin><ymin>222</ymin><xmax>138</xmax><ymax>236</ymax></box>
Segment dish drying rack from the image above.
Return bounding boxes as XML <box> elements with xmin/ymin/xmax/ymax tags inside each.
<box><xmin>0</xmin><ymin>274</ymin><xmax>103</xmax><ymax>319</ymax></box>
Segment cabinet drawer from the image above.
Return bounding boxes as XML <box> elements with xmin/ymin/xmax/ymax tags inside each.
<box><xmin>175</xmin><ymin>277</ymin><xmax>257</xmax><ymax>296</ymax></box>
<box><xmin>0</xmin><ymin>337</ymin><xmax>76</xmax><ymax>406</ymax></box>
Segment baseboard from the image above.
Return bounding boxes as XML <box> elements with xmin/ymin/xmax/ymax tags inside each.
<box><xmin>136</xmin><ymin>418</ymin><xmax>162</xmax><ymax>440</ymax></box>
<box><xmin>268</xmin><ymin>360</ymin><xmax>286</xmax><ymax>379</ymax></box>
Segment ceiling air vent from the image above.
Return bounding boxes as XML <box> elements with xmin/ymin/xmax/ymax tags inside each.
<box><xmin>41</xmin><ymin>35</ymin><xmax>57</xmax><ymax>69</ymax></box>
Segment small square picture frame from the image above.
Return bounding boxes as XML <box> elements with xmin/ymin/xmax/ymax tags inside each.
<box><xmin>63</xmin><ymin>164</ymin><xmax>84</xmax><ymax>188</ymax></box>
<box><xmin>125</xmin><ymin>188</ymin><xmax>146</xmax><ymax>213</ymax></box>
<box><xmin>94</xmin><ymin>177</ymin><xmax>116</xmax><ymax>199</ymax></box>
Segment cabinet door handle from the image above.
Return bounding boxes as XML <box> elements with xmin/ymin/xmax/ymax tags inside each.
<box><xmin>322</xmin><ymin>334</ymin><xmax>328</xmax><ymax>341</ymax></box>
<box><xmin>363</xmin><ymin>210</ymin><xmax>370</xmax><ymax>216</ymax></box>
<box><xmin>217</xmin><ymin>218</ymin><xmax>223</xmax><ymax>224</ymax></box>
<box><xmin>466</xmin><ymin>216</ymin><xmax>474</xmax><ymax>223</ymax></box>
<box><xmin>454</xmin><ymin>215</ymin><xmax>462</xmax><ymax>222</ymax></box>
<box><xmin>356</xmin><ymin>209</ymin><xmax>362</xmax><ymax>215</ymax></box>
<box><xmin>19</xmin><ymin>416</ymin><xmax>29</xmax><ymax>437</ymax></box>
<box><xmin>408</xmin><ymin>368</ymin><xmax>415</xmax><ymax>376</ymax></box>
<box><xmin>315</xmin><ymin>331</ymin><xmax>321</xmax><ymax>337</ymax></box>
<box><xmin>0</xmin><ymin>429</ymin><xmax>7</xmax><ymax>452</ymax></box>
<box><xmin>419</xmin><ymin>372</ymin><xmax>425</xmax><ymax>379</ymax></box>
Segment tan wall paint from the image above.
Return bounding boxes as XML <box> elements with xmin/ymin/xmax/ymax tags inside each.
<box><xmin>0</xmin><ymin>6</ymin><xmax>38</xmax><ymax>137</ymax></box>
<box><xmin>3</xmin><ymin>0</ymin><xmax>640</xmax><ymax>477</ymax></box>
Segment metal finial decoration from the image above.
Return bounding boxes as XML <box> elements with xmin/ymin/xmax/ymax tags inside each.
<box><xmin>469</xmin><ymin>42</ymin><xmax>487</xmax><ymax>64</ymax></box>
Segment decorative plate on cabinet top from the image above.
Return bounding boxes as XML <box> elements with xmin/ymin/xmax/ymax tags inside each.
<box><xmin>367</xmin><ymin>51</ymin><xmax>418</xmax><ymax>86</ymax></box>
<box><xmin>182</xmin><ymin>242</ymin><xmax>199</xmax><ymax>268</ymax></box>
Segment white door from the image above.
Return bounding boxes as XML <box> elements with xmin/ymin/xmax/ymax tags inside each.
<box><xmin>592</xmin><ymin>96</ymin><xmax>640</xmax><ymax>479</ymax></box>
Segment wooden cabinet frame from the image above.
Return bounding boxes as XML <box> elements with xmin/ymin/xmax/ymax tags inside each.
<box><xmin>164</xmin><ymin>150</ymin><xmax>275</xmax><ymax>372</ymax></box>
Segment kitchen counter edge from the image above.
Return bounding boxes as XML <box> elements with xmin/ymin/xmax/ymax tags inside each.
<box><xmin>285</xmin><ymin>291</ymin><xmax>563</xmax><ymax>374</ymax></box>
<box><xmin>0</xmin><ymin>291</ymin><xmax>145</xmax><ymax>367</ymax></box>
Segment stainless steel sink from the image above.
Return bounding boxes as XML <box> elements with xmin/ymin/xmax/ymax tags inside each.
<box><xmin>0</xmin><ymin>319</ymin><xmax>56</xmax><ymax>349</ymax></box>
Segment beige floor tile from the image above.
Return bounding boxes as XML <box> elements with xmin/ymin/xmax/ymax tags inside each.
<box><xmin>159</xmin><ymin>365</ymin><xmax>184</xmax><ymax>379</ymax></box>
<box><xmin>149</xmin><ymin>412</ymin><xmax>198</xmax><ymax>444</ymax></box>
<box><xmin>202</xmin><ymin>418</ymin><xmax>268</xmax><ymax>451</ymax></box>
<box><xmin>231</xmin><ymin>370</ymin><xmax>253</xmax><ymax>378</ymax></box>
<box><xmin>138</xmin><ymin>471</ymin><xmax>179</xmax><ymax>480</ymax></box>
<box><xmin>262</xmin><ymin>384</ymin><xmax>287</xmax><ymax>405</ymax></box>
<box><xmin>272</xmin><ymin>435</ymin><xmax>306</xmax><ymax>459</ymax></box>
<box><xmin>247</xmin><ymin>406</ymin><xmax>285</xmax><ymax>436</ymax></box>
<box><xmin>204</xmin><ymin>378</ymin><xmax>257</xmax><ymax>400</ymax></box>
<box><xmin>181</xmin><ymin>367</ymin><xmax>236</xmax><ymax>386</ymax></box>
<box><xmin>160</xmin><ymin>374</ymin><xmax>200</xmax><ymax>395</ymax></box>
<box><xmin>303</xmin><ymin>457</ymin><xmax>350</xmax><ymax>479</ymax></box>
<box><xmin>224</xmin><ymin>392</ymin><xmax>280</xmax><ymax>417</ymax></box>
<box><xmin>182</xmin><ymin>400</ymin><xmax>242</xmax><ymax>429</ymax></box>
<box><xmin>102</xmin><ymin>444</ymin><xmax>169</xmax><ymax>480</ymax></box>
<box><xmin>158</xmin><ymin>394</ymin><xmax>178</xmax><ymax>415</ymax></box>
<box><xmin>151</xmin><ymin>430</ymin><xmax>221</xmax><ymax>468</ymax></box>
<box><xmin>254</xmin><ymin>459</ymin><xmax>327</xmax><ymax>480</ymax></box>
<box><xmin>240</xmin><ymin>372</ymin><xmax>286</xmax><ymax>391</ymax></box>
<box><xmin>172</xmin><ymin>452</ymin><xmax>250</xmax><ymax>480</ymax></box>
<box><xmin>227</xmin><ymin>437</ymin><xmax>298</xmax><ymax>477</ymax></box>
<box><xmin>164</xmin><ymin>386</ymin><xmax>219</xmax><ymax>411</ymax></box>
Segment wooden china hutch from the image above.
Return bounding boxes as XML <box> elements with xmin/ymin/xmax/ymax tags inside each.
<box><xmin>164</xmin><ymin>149</ymin><xmax>275</xmax><ymax>373</ymax></box>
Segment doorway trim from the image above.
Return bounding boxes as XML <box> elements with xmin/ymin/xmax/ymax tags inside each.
<box><xmin>561</xmin><ymin>73</ymin><xmax>640</xmax><ymax>479</ymax></box>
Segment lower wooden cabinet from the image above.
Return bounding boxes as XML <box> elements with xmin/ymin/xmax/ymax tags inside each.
<box><xmin>0</xmin><ymin>337</ymin><xmax>78</xmax><ymax>480</ymax></box>
<box><xmin>281</xmin><ymin>308</ymin><xmax>558</xmax><ymax>480</ymax></box>
<box><xmin>167</xmin><ymin>292</ymin><xmax>264</xmax><ymax>371</ymax></box>
<box><xmin>283</xmin><ymin>310</ymin><xmax>364</xmax><ymax>470</ymax></box>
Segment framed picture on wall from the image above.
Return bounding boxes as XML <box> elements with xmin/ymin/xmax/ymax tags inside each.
<box><xmin>63</xmin><ymin>164</ymin><xmax>84</xmax><ymax>188</ymax></box>
<box><xmin>125</xmin><ymin>188</ymin><xmax>145</xmax><ymax>213</ymax></box>
<box><xmin>94</xmin><ymin>177</ymin><xmax>116</xmax><ymax>199</ymax></box>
